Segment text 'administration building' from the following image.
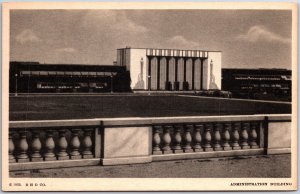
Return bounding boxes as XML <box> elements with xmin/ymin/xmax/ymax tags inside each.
<box><xmin>117</xmin><ymin>47</ymin><xmax>222</xmax><ymax>91</ymax></box>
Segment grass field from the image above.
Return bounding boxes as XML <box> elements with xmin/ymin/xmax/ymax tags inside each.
<box><xmin>9</xmin><ymin>94</ymin><xmax>291</xmax><ymax>121</ymax></box>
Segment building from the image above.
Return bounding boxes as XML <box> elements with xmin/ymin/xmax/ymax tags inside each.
<box><xmin>117</xmin><ymin>47</ymin><xmax>222</xmax><ymax>91</ymax></box>
<box><xmin>9</xmin><ymin>62</ymin><xmax>127</xmax><ymax>93</ymax></box>
<box><xmin>10</xmin><ymin>47</ymin><xmax>222</xmax><ymax>93</ymax></box>
<box><xmin>222</xmin><ymin>68</ymin><xmax>292</xmax><ymax>100</ymax></box>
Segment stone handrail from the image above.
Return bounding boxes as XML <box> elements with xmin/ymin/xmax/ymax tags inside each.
<box><xmin>9</xmin><ymin>114</ymin><xmax>291</xmax><ymax>170</ymax></box>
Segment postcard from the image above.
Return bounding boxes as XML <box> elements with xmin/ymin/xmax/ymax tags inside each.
<box><xmin>2</xmin><ymin>2</ymin><xmax>298</xmax><ymax>191</ymax></box>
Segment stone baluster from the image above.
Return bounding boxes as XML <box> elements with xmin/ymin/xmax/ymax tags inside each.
<box><xmin>162</xmin><ymin>125</ymin><xmax>172</xmax><ymax>154</ymax></box>
<box><xmin>9</xmin><ymin>130</ymin><xmax>16</xmax><ymax>163</ymax></box>
<box><xmin>172</xmin><ymin>125</ymin><xmax>183</xmax><ymax>153</ymax></box>
<box><xmin>213</xmin><ymin>123</ymin><xmax>222</xmax><ymax>151</ymax></box>
<box><xmin>240</xmin><ymin>123</ymin><xmax>250</xmax><ymax>149</ymax></box>
<box><xmin>30</xmin><ymin>130</ymin><xmax>43</xmax><ymax>162</ymax></box>
<box><xmin>70</xmin><ymin>129</ymin><xmax>82</xmax><ymax>159</ymax></box>
<box><xmin>203</xmin><ymin>124</ymin><xmax>213</xmax><ymax>152</ymax></box>
<box><xmin>231</xmin><ymin>123</ymin><xmax>241</xmax><ymax>150</ymax></box>
<box><xmin>222</xmin><ymin>123</ymin><xmax>232</xmax><ymax>150</ymax></box>
<box><xmin>193</xmin><ymin>124</ymin><xmax>203</xmax><ymax>152</ymax></box>
<box><xmin>249</xmin><ymin>123</ymin><xmax>259</xmax><ymax>149</ymax></box>
<box><xmin>16</xmin><ymin>130</ymin><xmax>29</xmax><ymax>162</ymax></box>
<box><xmin>152</xmin><ymin>126</ymin><xmax>162</xmax><ymax>155</ymax></box>
<box><xmin>44</xmin><ymin>130</ymin><xmax>56</xmax><ymax>161</ymax></box>
<box><xmin>82</xmin><ymin>128</ymin><xmax>93</xmax><ymax>159</ymax></box>
<box><xmin>183</xmin><ymin>125</ymin><xmax>193</xmax><ymax>153</ymax></box>
<box><xmin>57</xmin><ymin>129</ymin><xmax>69</xmax><ymax>160</ymax></box>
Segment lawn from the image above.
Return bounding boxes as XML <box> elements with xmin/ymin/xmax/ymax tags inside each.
<box><xmin>9</xmin><ymin>94</ymin><xmax>291</xmax><ymax>121</ymax></box>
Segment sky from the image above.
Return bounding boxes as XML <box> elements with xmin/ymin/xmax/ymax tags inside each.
<box><xmin>10</xmin><ymin>9</ymin><xmax>292</xmax><ymax>69</ymax></box>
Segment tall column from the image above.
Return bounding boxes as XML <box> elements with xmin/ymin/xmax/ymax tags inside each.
<box><xmin>192</xmin><ymin>58</ymin><xmax>196</xmax><ymax>90</ymax></box>
<box><xmin>200</xmin><ymin>58</ymin><xmax>204</xmax><ymax>90</ymax></box>
<box><xmin>159</xmin><ymin>57</ymin><xmax>166</xmax><ymax>90</ymax></box>
<box><xmin>151</xmin><ymin>57</ymin><xmax>158</xmax><ymax>90</ymax></box>
<box><xmin>183</xmin><ymin>58</ymin><xmax>187</xmax><ymax>82</ymax></box>
<box><xmin>165</xmin><ymin>57</ymin><xmax>170</xmax><ymax>90</ymax></box>
<box><xmin>148</xmin><ymin>56</ymin><xmax>152</xmax><ymax>91</ymax></box>
<box><xmin>174</xmin><ymin>57</ymin><xmax>179</xmax><ymax>91</ymax></box>
<box><xmin>183</xmin><ymin>58</ymin><xmax>189</xmax><ymax>90</ymax></box>
<box><xmin>157</xmin><ymin>57</ymin><xmax>161</xmax><ymax>90</ymax></box>
<box><xmin>168</xmin><ymin>58</ymin><xmax>175</xmax><ymax>90</ymax></box>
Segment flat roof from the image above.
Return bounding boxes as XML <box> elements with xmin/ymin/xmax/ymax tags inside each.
<box><xmin>117</xmin><ymin>47</ymin><xmax>222</xmax><ymax>52</ymax></box>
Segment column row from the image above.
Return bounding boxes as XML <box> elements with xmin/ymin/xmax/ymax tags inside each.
<box><xmin>9</xmin><ymin>128</ymin><xmax>95</xmax><ymax>163</ymax></box>
<box><xmin>152</xmin><ymin>122</ymin><xmax>260</xmax><ymax>155</ymax></box>
<box><xmin>148</xmin><ymin>57</ymin><xmax>206</xmax><ymax>91</ymax></box>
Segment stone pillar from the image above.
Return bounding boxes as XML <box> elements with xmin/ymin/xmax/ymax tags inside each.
<box><xmin>9</xmin><ymin>130</ymin><xmax>16</xmax><ymax>163</ymax></box>
<box><xmin>183</xmin><ymin>58</ymin><xmax>189</xmax><ymax>90</ymax></box>
<box><xmin>70</xmin><ymin>129</ymin><xmax>82</xmax><ymax>159</ymax></box>
<box><xmin>165</xmin><ymin>57</ymin><xmax>171</xmax><ymax>90</ymax></box>
<box><xmin>17</xmin><ymin>130</ymin><xmax>29</xmax><ymax>163</ymax></box>
<box><xmin>174</xmin><ymin>57</ymin><xmax>179</xmax><ymax>91</ymax></box>
<box><xmin>193</xmin><ymin>124</ymin><xmax>203</xmax><ymax>152</ymax></box>
<box><xmin>194</xmin><ymin>58</ymin><xmax>201</xmax><ymax>90</ymax></box>
<box><xmin>57</xmin><ymin>129</ymin><xmax>69</xmax><ymax>160</ymax></box>
<box><xmin>150</xmin><ymin>57</ymin><xmax>158</xmax><ymax>90</ymax></box>
<box><xmin>162</xmin><ymin>125</ymin><xmax>172</xmax><ymax>154</ymax></box>
<box><xmin>222</xmin><ymin>123</ymin><xmax>232</xmax><ymax>150</ymax></box>
<box><xmin>82</xmin><ymin>128</ymin><xmax>94</xmax><ymax>159</ymax></box>
<box><xmin>44</xmin><ymin>130</ymin><xmax>56</xmax><ymax>161</ymax></box>
<box><xmin>231</xmin><ymin>123</ymin><xmax>241</xmax><ymax>150</ymax></box>
<box><xmin>152</xmin><ymin>126</ymin><xmax>162</xmax><ymax>155</ymax></box>
<box><xmin>30</xmin><ymin>130</ymin><xmax>43</xmax><ymax>162</ymax></box>
<box><xmin>213</xmin><ymin>124</ymin><xmax>222</xmax><ymax>151</ymax></box>
<box><xmin>157</xmin><ymin>57</ymin><xmax>161</xmax><ymax>90</ymax></box>
<box><xmin>192</xmin><ymin>58</ymin><xmax>196</xmax><ymax>90</ymax></box>
<box><xmin>147</xmin><ymin>56</ymin><xmax>152</xmax><ymax>91</ymax></box>
<box><xmin>203</xmin><ymin>124</ymin><xmax>213</xmax><ymax>152</ymax></box>
<box><xmin>183</xmin><ymin>125</ymin><xmax>193</xmax><ymax>153</ymax></box>
<box><xmin>249</xmin><ymin>123</ymin><xmax>259</xmax><ymax>149</ymax></box>
<box><xmin>200</xmin><ymin>58</ymin><xmax>204</xmax><ymax>90</ymax></box>
<box><xmin>241</xmin><ymin>123</ymin><xmax>250</xmax><ymax>149</ymax></box>
<box><xmin>173</xmin><ymin>125</ymin><xmax>183</xmax><ymax>153</ymax></box>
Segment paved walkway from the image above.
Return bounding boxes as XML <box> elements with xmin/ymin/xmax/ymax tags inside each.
<box><xmin>10</xmin><ymin>154</ymin><xmax>291</xmax><ymax>178</ymax></box>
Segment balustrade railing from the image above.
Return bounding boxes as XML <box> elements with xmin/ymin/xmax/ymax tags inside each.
<box><xmin>8</xmin><ymin>114</ymin><xmax>291</xmax><ymax>170</ymax></box>
<box><xmin>152</xmin><ymin>121</ymin><xmax>261</xmax><ymax>155</ymax></box>
<box><xmin>9</xmin><ymin>127</ymin><xmax>96</xmax><ymax>163</ymax></box>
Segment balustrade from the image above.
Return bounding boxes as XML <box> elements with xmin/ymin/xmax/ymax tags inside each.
<box><xmin>213</xmin><ymin>124</ymin><xmax>222</xmax><ymax>151</ymax></box>
<box><xmin>57</xmin><ymin>129</ymin><xmax>69</xmax><ymax>160</ymax></box>
<box><xmin>222</xmin><ymin>123</ymin><xmax>232</xmax><ymax>151</ymax></box>
<box><xmin>249</xmin><ymin>123</ymin><xmax>259</xmax><ymax>149</ymax></box>
<box><xmin>30</xmin><ymin>130</ymin><xmax>43</xmax><ymax>162</ymax></box>
<box><xmin>151</xmin><ymin>121</ymin><xmax>261</xmax><ymax>155</ymax></box>
<box><xmin>17</xmin><ymin>130</ymin><xmax>29</xmax><ymax>162</ymax></box>
<box><xmin>9</xmin><ymin>128</ymin><xmax>95</xmax><ymax>163</ymax></box>
<box><xmin>173</xmin><ymin>125</ymin><xmax>183</xmax><ymax>153</ymax></box>
<box><xmin>9</xmin><ymin>130</ymin><xmax>16</xmax><ymax>163</ymax></box>
<box><xmin>240</xmin><ymin>123</ymin><xmax>250</xmax><ymax>149</ymax></box>
<box><xmin>162</xmin><ymin>125</ymin><xmax>172</xmax><ymax>154</ymax></box>
<box><xmin>231</xmin><ymin>123</ymin><xmax>241</xmax><ymax>150</ymax></box>
<box><xmin>203</xmin><ymin>124</ymin><xmax>213</xmax><ymax>151</ymax></box>
<box><xmin>152</xmin><ymin>126</ymin><xmax>162</xmax><ymax>155</ymax></box>
<box><xmin>183</xmin><ymin>125</ymin><xmax>193</xmax><ymax>153</ymax></box>
<box><xmin>193</xmin><ymin>124</ymin><xmax>203</xmax><ymax>152</ymax></box>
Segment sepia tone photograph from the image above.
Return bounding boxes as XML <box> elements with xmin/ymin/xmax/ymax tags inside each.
<box><xmin>2</xmin><ymin>2</ymin><xmax>297</xmax><ymax>191</ymax></box>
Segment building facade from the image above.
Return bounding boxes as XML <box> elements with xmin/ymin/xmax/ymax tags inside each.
<box><xmin>222</xmin><ymin>68</ymin><xmax>292</xmax><ymax>100</ymax></box>
<box><xmin>9</xmin><ymin>62</ymin><xmax>127</xmax><ymax>93</ymax></box>
<box><xmin>117</xmin><ymin>47</ymin><xmax>222</xmax><ymax>91</ymax></box>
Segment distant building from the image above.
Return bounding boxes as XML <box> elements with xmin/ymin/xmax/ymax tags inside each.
<box><xmin>222</xmin><ymin>68</ymin><xmax>292</xmax><ymax>100</ymax></box>
<box><xmin>117</xmin><ymin>47</ymin><xmax>222</xmax><ymax>91</ymax></box>
<box><xmin>9</xmin><ymin>62</ymin><xmax>127</xmax><ymax>93</ymax></box>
